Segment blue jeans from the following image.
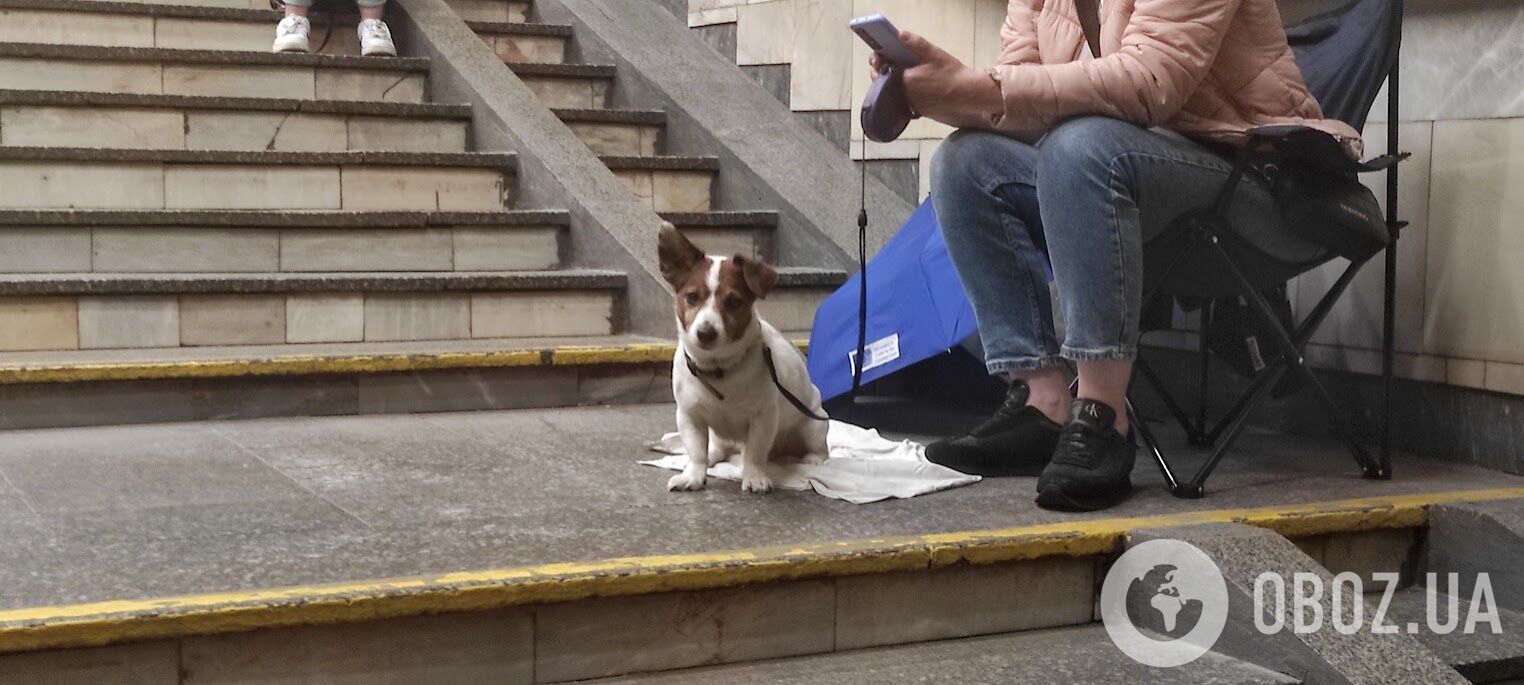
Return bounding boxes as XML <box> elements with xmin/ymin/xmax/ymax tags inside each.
<box><xmin>931</xmin><ymin>116</ymin><xmax>1293</xmax><ymax>375</ymax></box>
<box><xmin>283</xmin><ymin>0</ymin><xmax>385</xmax><ymax>6</ymax></box>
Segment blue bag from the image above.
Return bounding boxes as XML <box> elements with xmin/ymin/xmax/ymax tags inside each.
<box><xmin>807</xmin><ymin>199</ymin><xmax>979</xmax><ymax>401</ymax></box>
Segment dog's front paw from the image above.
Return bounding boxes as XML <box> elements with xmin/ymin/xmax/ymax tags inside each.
<box><xmin>667</xmin><ymin>472</ymin><xmax>707</xmax><ymax>492</ymax></box>
<box><xmin>740</xmin><ymin>470</ymin><xmax>773</xmax><ymax>494</ymax></box>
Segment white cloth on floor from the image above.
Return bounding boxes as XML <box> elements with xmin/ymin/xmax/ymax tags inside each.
<box><xmin>642</xmin><ymin>420</ymin><xmax>980</xmax><ymax>504</ymax></box>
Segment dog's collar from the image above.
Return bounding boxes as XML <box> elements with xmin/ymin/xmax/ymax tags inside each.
<box><xmin>683</xmin><ymin>346</ymin><xmax>829</xmax><ymax>422</ymax></box>
<box><xmin>684</xmin><ymin>352</ymin><xmax>729</xmax><ymax>400</ymax></box>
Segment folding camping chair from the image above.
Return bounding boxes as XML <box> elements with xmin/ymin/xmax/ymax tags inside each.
<box><xmin>1129</xmin><ymin>0</ymin><xmax>1409</xmax><ymax>498</ymax></box>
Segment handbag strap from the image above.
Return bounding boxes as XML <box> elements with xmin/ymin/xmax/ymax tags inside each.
<box><xmin>1075</xmin><ymin>0</ymin><xmax>1103</xmax><ymax>58</ymax></box>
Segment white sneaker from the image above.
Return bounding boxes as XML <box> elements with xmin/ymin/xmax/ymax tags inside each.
<box><xmin>358</xmin><ymin>18</ymin><xmax>396</xmax><ymax>57</ymax></box>
<box><xmin>272</xmin><ymin>15</ymin><xmax>311</xmax><ymax>53</ymax></box>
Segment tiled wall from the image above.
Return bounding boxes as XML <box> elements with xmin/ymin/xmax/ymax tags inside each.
<box><xmin>689</xmin><ymin>0</ymin><xmax>1524</xmax><ymax>396</ymax></box>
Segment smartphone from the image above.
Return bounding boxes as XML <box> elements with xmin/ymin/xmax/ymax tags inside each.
<box><xmin>850</xmin><ymin>14</ymin><xmax>920</xmax><ymax>68</ymax></box>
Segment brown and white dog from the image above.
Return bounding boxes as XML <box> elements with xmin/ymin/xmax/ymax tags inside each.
<box><xmin>658</xmin><ymin>223</ymin><xmax>829</xmax><ymax>493</ymax></box>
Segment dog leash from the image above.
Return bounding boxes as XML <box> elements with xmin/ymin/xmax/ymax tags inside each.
<box><xmin>851</xmin><ymin>138</ymin><xmax>869</xmax><ymax>401</ymax></box>
<box><xmin>683</xmin><ymin>349</ymin><xmax>830</xmax><ymax>422</ymax></box>
<box><xmin>765</xmin><ymin>348</ymin><xmax>831</xmax><ymax>421</ymax></box>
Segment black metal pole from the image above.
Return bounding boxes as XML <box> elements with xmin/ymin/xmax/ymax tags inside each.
<box><xmin>1379</xmin><ymin>0</ymin><xmax>1403</xmax><ymax>478</ymax></box>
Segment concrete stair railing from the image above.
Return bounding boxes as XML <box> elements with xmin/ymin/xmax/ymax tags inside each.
<box><xmin>432</xmin><ymin>0</ymin><xmax>855</xmax><ymax>321</ymax></box>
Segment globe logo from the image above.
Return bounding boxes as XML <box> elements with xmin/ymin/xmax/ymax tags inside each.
<box><xmin>1101</xmin><ymin>539</ymin><xmax>1230</xmax><ymax>668</ymax></box>
<box><xmin>1126</xmin><ymin>564</ymin><xmax>1206</xmax><ymax>639</ymax></box>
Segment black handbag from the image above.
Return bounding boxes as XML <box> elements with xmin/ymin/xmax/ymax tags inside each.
<box><xmin>1252</xmin><ymin>127</ymin><xmax>1390</xmax><ymax>262</ymax></box>
<box><xmin>1271</xmin><ymin>166</ymin><xmax>1387</xmax><ymax>262</ymax></box>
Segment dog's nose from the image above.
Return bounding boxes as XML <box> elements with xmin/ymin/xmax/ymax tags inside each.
<box><xmin>695</xmin><ymin>325</ymin><xmax>718</xmax><ymax>345</ymax></box>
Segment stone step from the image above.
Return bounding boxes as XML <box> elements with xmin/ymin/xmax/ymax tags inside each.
<box><xmin>0</xmin><ymin>270</ymin><xmax>625</xmax><ymax>351</ymax></box>
<box><xmin>662</xmin><ymin>210</ymin><xmax>778</xmax><ymax>259</ymax></box>
<box><xmin>588</xmin><ymin>624</ymin><xmax>1299</xmax><ymax>685</ymax></box>
<box><xmin>0</xmin><ymin>90</ymin><xmax>471</xmax><ymax>152</ymax></box>
<box><xmin>1387</xmin><ymin>586</ymin><xmax>1524</xmax><ymax>683</ymax></box>
<box><xmin>0</xmin><ymin>42</ymin><xmax>429</xmax><ymax>102</ymax></box>
<box><xmin>4</xmin><ymin>457</ymin><xmax>1499</xmax><ymax>681</ymax></box>
<box><xmin>444</xmin><ymin>0</ymin><xmax>528</xmax><ymax>23</ymax></box>
<box><xmin>509</xmin><ymin>62</ymin><xmax>616</xmax><ymax>109</ymax></box>
<box><xmin>0</xmin><ymin>0</ymin><xmax>369</xmax><ymax>54</ymax></box>
<box><xmin>468</xmin><ymin>20</ymin><xmax>569</xmax><ymax>64</ymax></box>
<box><xmin>0</xmin><ymin>335</ymin><xmax>677</xmax><ymax>428</ymax></box>
<box><xmin>763</xmin><ymin>267</ymin><xmax>843</xmax><ymax>332</ymax></box>
<box><xmin>0</xmin><ymin>209</ymin><xmax>567</xmax><ymax>273</ymax></box>
<box><xmin>0</xmin><ymin>148</ymin><xmax>515</xmax><ymax>211</ymax></box>
<box><xmin>602</xmin><ymin>155</ymin><xmax>718</xmax><ymax>214</ymax></box>
<box><xmin>1134</xmin><ymin>523</ymin><xmax>1468</xmax><ymax>685</ymax></box>
<box><xmin>69</xmin><ymin>0</ymin><xmax>268</xmax><ymax>10</ymax></box>
<box><xmin>554</xmin><ymin>107</ymin><xmax>666</xmax><ymax>156</ymax></box>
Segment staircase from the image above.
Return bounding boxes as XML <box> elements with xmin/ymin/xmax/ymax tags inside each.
<box><xmin>456</xmin><ymin>1</ymin><xmax>844</xmax><ymax>333</ymax></box>
<box><xmin>9</xmin><ymin>483</ymin><xmax>1524</xmax><ymax>683</ymax></box>
<box><xmin>0</xmin><ymin>0</ymin><xmax>843</xmax><ymax>429</ymax></box>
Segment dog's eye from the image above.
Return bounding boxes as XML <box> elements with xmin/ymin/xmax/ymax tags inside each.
<box><xmin>724</xmin><ymin>295</ymin><xmax>744</xmax><ymax>310</ymax></box>
<box><xmin>684</xmin><ymin>291</ymin><xmax>702</xmax><ymax>306</ymax></box>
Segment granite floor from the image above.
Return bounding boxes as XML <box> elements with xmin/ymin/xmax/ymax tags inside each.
<box><xmin>0</xmin><ymin>400</ymin><xmax>1518</xmax><ymax>611</ymax></box>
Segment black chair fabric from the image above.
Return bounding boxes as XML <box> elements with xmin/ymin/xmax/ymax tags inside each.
<box><xmin>1286</xmin><ymin>0</ymin><xmax>1404</xmax><ymax>131</ymax></box>
<box><xmin>1148</xmin><ymin>0</ymin><xmax>1403</xmax><ymax>299</ymax></box>
<box><xmin>1131</xmin><ymin>0</ymin><xmax>1405</xmax><ymax>497</ymax></box>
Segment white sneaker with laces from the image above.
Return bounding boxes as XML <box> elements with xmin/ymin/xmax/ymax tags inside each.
<box><xmin>358</xmin><ymin>18</ymin><xmax>397</xmax><ymax>57</ymax></box>
<box><xmin>271</xmin><ymin>15</ymin><xmax>311</xmax><ymax>53</ymax></box>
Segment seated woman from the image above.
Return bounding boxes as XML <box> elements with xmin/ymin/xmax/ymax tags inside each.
<box><xmin>884</xmin><ymin>0</ymin><xmax>1360</xmax><ymax>511</ymax></box>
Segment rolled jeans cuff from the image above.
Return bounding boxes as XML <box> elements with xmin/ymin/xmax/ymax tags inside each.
<box><xmin>986</xmin><ymin>356</ymin><xmax>1069</xmax><ymax>376</ymax></box>
<box><xmin>282</xmin><ymin>0</ymin><xmax>387</xmax><ymax>6</ymax></box>
<box><xmin>1060</xmin><ymin>345</ymin><xmax>1138</xmax><ymax>364</ymax></box>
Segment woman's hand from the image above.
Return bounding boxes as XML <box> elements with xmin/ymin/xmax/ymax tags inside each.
<box><xmin>867</xmin><ymin>51</ymin><xmax>886</xmax><ymax>82</ymax></box>
<box><xmin>865</xmin><ymin>31</ymin><xmax>1004</xmax><ymax>129</ymax></box>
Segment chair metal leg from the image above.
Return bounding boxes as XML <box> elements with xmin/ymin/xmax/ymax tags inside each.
<box><xmin>1379</xmin><ymin>244</ymin><xmax>1397</xmax><ymax>480</ymax></box>
<box><xmin>1295</xmin><ymin>359</ymin><xmax>1386</xmax><ymax>478</ymax></box>
<box><xmin>1381</xmin><ymin>31</ymin><xmax>1402</xmax><ymax>481</ymax></box>
<box><xmin>1183</xmin><ymin>364</ymin><xmax>1292</xmax><ymax>495</ymax></box>
<box><xmin>1193</xmin><ymin>300</ymin><xmax>1214</xmax><ymax>446</ymax></box>
<box><xmin>1204</xmin><ymin>358</ymin><xmax>1285</xmax><ymax>444</ymax></box>
<box><xmin>1127</xmin><ymin>397</ymin><xmax>1183</xmax><ymax>495</ymax></box>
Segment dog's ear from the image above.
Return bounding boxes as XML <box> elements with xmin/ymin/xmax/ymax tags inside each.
<box><xmin>734</xmin><ymin>254</ymin><xmax>778</xmax><ymax>300</ymax></box>
<box><xmin>657</xmin><ymin>222</ymin><xmax>704</xmax><ymax>289</ymax></box>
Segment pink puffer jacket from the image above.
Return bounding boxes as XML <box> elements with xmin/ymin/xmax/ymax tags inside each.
<box><xmin>987</xmin><ymin>0</ymin><xmax>1363</xmax><ymax>157</ymax></box>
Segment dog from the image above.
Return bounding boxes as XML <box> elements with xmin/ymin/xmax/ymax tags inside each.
<box><xmin>658</xmin><ymin>223</ymin><xmax>830</xmax><ymax>493</ymax></box>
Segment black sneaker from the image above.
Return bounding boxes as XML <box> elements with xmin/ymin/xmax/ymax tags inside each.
<box><xmin>925</xmin><ymin>382</ymin><xmax>1063</xmax><ymax>477</ymax></box>
<box><xmin>1035</xmin><ymin>399</ymin><xmax>1136</xmax><ymax>512</ymax></box>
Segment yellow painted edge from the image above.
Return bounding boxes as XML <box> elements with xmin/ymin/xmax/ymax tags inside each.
<box><xmin>0</xmin><ymin>341</ymin><xmax>813</xmax><ymax>386</ymax></box>
<box><xmin>2</xmin><ymin>486</ymin><xmax>1522</xmax><ymax>653</ymax></box>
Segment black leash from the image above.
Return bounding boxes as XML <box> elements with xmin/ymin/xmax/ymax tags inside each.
<box><xmin>764</xmin><ymin>348</ymin><xmax>831</xmax><ymax>421</ymax></box>
<box><xmin>851</xmin><ymin>137</ymin><xmax>869</xmax><ymax>401</ymax></box>
<box><xmin>684</xmin><ymin>349</ymin><xmax>830</xmax><ymax>422</ymax></box>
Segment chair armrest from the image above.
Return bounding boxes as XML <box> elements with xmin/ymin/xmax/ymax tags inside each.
<box><xmin>1246</xmin><ymin>125</ymin><xmax>1408</xmax><ymax>173</ymax></box>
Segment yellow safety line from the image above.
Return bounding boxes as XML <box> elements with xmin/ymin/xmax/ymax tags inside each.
<box><xmin>0</xmin><ymin>341</ymin><xmax>811</xmax><ymax>385</ymax></box>
<box><xmin>2</xmin><ymin>486</ymin><xmax>1522</xmax><ymax>653</ymax></box>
